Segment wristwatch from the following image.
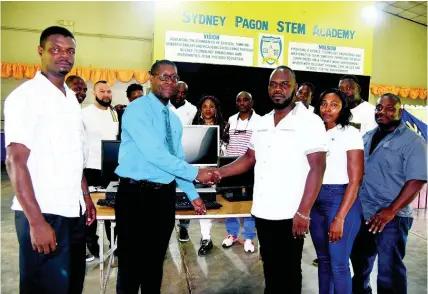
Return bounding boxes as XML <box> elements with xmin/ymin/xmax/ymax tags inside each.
<box><xmin>83</xmin><ymin>190</ymin><xmax>91</xmax><ymax>197</ymax></box>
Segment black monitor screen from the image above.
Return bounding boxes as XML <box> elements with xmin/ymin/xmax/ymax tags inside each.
<box><xmin>101</xmin><ymin>140</ymin><xmax>120</xmax><ymax>187</ymax></box>
<box><xmin>216</xmin><ymin>156</ymin><xmax>254</xmax><ymax>189</ymax></box>
<box><xmin>182</xmin><ymin>125</ymin><xmax>219</xmax><ymax>167</ymax></box>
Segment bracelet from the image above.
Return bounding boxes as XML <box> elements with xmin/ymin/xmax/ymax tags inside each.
<box><xmin>334</xmin><ymin>216</ymin><xmax>345</xmax><ymax>223</ymax></box>
<box><xmin>83</xmin><ymin>191</ymin><xmax>90</xmax><ymax>197</ymax></box>
<box><xmin>296</xmin><ymin>211</ymin><xmax>310</xmax><ymax>220</ymax></box>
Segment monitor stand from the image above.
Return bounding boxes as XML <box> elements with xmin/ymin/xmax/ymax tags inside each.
<box><xmin>222</xmin><ymin>187</ymin><xmax>253</xmax><ymax>202</ymax></box>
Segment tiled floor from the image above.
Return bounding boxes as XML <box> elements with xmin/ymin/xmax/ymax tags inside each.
<box><xmin>1</xmin><ymin>171</ymin><xmax>427</xmax><ymax>293</ymax></box>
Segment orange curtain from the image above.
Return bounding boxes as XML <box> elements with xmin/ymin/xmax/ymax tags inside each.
<box><xmin>1</xmin><ymin>62</ymin><xmax>151</xmax><ymax>85</ymax></box>
<box><xmin>371</xmin><ymin>84</ymin><xmax>427</xmax><ymax>100</ymax></box>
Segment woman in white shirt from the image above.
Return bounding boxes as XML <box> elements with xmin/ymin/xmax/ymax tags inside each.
<box><xmin>311</xmin><ymin>88</ymin><xmax>364</xmax><ymax>294</ymax></box>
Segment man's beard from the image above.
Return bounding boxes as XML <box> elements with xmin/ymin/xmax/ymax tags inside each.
<box><xmin>270</xmin><ymin>90</ymin><xmax>296</xmax><ymax>110</ymax></box>
<box><xmin>377</xmin><ymin>118</ymin><xmax>401</xmax><ymax>130</ymax></box>
<box><xmin>96</xmin><ymin>96</ymin><xmax>112</xmax><ymax>107</ymax></box>
<box><xmin>172</xmin><ymin>98</ymin><xmax>185</xmax><ymax>108</ymax></box>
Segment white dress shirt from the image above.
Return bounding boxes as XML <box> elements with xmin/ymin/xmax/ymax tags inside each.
<box><xmin>351</xmin><ymin>101</ymin><xmax>377</xmax><ymax>135</ymax></box>
<box><xmin>4</xmin><ymin>72</ymin><xmax>87</xmax><ymax>217</ymax></box>
<box><xmin>82</xmin><ymin>105</ymin><xmax>119</xmax><ymax>170</ymax></box>
<box><xmin>249</xmin><ymin>103</ymin><xmax>328</xmax><ymax>220</ymax></box>
<box><xmin>171</xmin><ymin>100</ymin><xmax>197</xmax><ymax>125</ymax></box>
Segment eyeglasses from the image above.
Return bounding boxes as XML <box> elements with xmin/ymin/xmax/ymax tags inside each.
<box><xmin>152</xmin><ymin>73</ymin><xmax>180</xmax><ymax>83</ymax></box>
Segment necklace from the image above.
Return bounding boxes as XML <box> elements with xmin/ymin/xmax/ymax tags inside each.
<box><xmin>234</xmin><ymin>110</ymin><xmax>253</xmax><ymax>134</ymax></box>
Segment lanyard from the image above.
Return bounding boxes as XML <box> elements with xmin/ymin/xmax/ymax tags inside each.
<box><xmin>234</xmin><ymin>110</ymin><xmax>253</xmax><ymax>134</ymax></box>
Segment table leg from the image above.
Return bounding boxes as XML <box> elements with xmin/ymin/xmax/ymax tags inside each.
<box><xmin>102</xmin><ymin>221</ymin><xmax>117</xmax><ymax>291</ymax></box>
<box><xmin>98</xmin><ymin>220</ymin><xmax>104</xmax><ymax>294</ymax></box>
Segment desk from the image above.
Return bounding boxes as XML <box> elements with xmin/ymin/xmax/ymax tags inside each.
<box><xmin>91</xmin><ymin>192</ymin><xmax>253</xmax><ymax>294</ymax></box>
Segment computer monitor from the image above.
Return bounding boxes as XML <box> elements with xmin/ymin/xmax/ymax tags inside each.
<box><xmin>101</xmin><ymin>140</ymin><xmax>121</xmax><ymax>187</ymax></box>
<box><xmin>182</xmin><ymin>125</ymin><xmax>219</xmax><ymax>167</ymax></box>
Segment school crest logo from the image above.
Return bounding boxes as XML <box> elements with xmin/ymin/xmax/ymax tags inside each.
<box><xmin>258</xmin><ymin>34</ymin><xmax>284</xmax><ymax>68</ymax></box>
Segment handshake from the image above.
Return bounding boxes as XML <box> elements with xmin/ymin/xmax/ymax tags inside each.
<box><xmin>196</xmin><ymin>168</ymin><xmax>222</xmax><ymax>184</ymax></box>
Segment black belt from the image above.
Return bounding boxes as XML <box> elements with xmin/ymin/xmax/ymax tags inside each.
<box><xmin>120</xmin><ymin>177</ymin><xmax>175</xmax><ymax>190</ymax></box>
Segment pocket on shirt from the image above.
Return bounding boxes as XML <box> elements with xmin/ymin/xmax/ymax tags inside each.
<box><xmin>379</xmin><ymin>141</ymin><xmax>403</xmax><ymax>172</ymax></box>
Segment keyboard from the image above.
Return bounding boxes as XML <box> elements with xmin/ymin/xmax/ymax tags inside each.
<box><xmin>175</xmin><ymin>200</ymin><xmax>222</xmax><ymax>211</ymax></box>
<box><xmin>97</xmin><ymin>199</ymin><xmax>115</xmax><ymax>208</ymax></box>
<box><xmin>193</xmin><ymin>182</ymin><xmax>213</xmax><ymax>189</ymax></box>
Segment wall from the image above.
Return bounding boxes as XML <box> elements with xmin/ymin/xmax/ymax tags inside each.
<box><xmin>370</xmin><ymin>11</ymin><xmax>427</xmax><ymax>106</ymax></box>
<box><xmin>1</xmin><ymin>1</ymin><xmax>156</xmax><ymax>128</ymax></box>
<box><xmin>1</xmin><ymin>1</ymin><xmax>155</xmax><ymax>68</ymax></box>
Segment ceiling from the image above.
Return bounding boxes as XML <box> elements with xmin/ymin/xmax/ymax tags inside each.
<box><xmin>376</xmin><ymin>1</ymin><xmax>427</xmax><ymax>26</ymax></box>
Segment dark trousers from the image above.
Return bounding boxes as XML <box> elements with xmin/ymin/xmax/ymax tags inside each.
<box><xmin>15</xmin><ymin>210</ymin><xmax>86</xmax><ymax>294</ymax></box>
<box><xmin>115</xmin><ymin>178</ymin><xmax>176</xmax><ymax>294</ymax></box>
<box><xmin>84</xmin><ymin>168</ymin><xmax>117</xmax><ymax>256</ymax></box>
<box><xmin>310</xmin><ymin>184</ymin><xmax>362</xmax><ymax>294</ymax></box>
<box><xmin>351</xmin><ymin>216</ymin><xmax>413</xmax><ymax>294</ymax></box>
<box><xmin>255</xmin><ymin>217</ymin><xmax>304</xmax><ymax>294</ymax></box>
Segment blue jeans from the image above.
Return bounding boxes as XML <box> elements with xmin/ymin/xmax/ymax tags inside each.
<box><xmin>226</xmin><ymin>217</ymin><xmax>256</xmax><ymax>240</ymax></box>
<box><xmin>351</xmin><ymin>216</ymin><xmax>413</xmax><ymax>294</ymax></box>
<box><xmin>310</xmin><ymin>184</ymin><xmax>362</xmax><ymax>294</ymax></box>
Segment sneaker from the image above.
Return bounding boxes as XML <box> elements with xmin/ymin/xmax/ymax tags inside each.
<box><xmin>313</xmin><ymin>258</ymin><xmax>319</xmax><ymax>266</ymax></box>
<box><xmin>198</xmin><ymin>239</ymin><xmax>213</xmax><ymax>256</ymax></box>
<box><xmin>86</xmin><ymin>254</ymin><xmax>95</xmax><ymax>262</ymax></box>
<box><xmin>179</xmin><ymin>227</ymin><xmax>190</xmax><ymax>242</ymax></box>
<box><xmin>222</xmin><ymin>235</ymin><xmax>239</xmax><ymax>248</ymax></box>
<box><xmin>244</xmin><ymin>239</ymin><xmax>255</xmax><ymax>253</ymax></box>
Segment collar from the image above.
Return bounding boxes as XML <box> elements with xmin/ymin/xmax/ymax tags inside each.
<box><xmin>236</xmin><ymin>109</ymin><xmax>256</xmax><ymax>120</ymax></box>
<box><xmin>367</xmin><ymin>120</ymin><xmax>406</xmax><ymax>137</ymax></box>
<box><xmin>268</xmin><ymin>102</ymin><xmax>301</xmax><ymax>116</ymax></box>
<box><xmin>35</xmin><ymin>71</ymin><xmax>69</xmax><ymax>92</ymax></box>
<box><xmin>147</xmin><ymin>92</ymin><xmax>171</xmax><ymax>113</ymax></box>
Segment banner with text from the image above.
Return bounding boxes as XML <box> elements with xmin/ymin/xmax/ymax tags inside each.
<box><xmin>154</xmin><ymin>2</ymin><xmax>375</xmax><ymax>75</ymax></box>
<box><xmin>288</xmin><ymin>42</ymin><xmax>364</xmax><ymax>75</ymax></box>
<box><xmin>165</xmin><ymin>31</ymin><xmax>254</xmax><ymax>67</ymax></box>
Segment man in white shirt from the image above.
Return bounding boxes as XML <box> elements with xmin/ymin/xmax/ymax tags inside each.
<box><xmin>172</xmin><ymin>81</ymin><xmax>198</xmax><ymax>242</ymax></box>
<box><xmin>66</xmin><ymin>75</ymin><xmax>88</xmax><ymax>104</ymax></box>
<box><xmin>82</xmin><ymin>80</ymin><xmax>119</xmax><ymax>260</ymax></box>
<box><xmin>296</xmin><ymin>82</ymin><xmax>315</xmax><ymax>112</ymax></box>
<box><xmin>170</xmin><ymin>81</ymin><xmax>197</xmax><ymax>125</ymax></box>
<box><xmin>222</xmin><ymin>91</ymin><xmax>261</xmax><ymax>253</ymax></box>
<box><xmin>4</xmin><ymin>26</ymin><xmax>95</xmax><ymax>294</ymax></box>
<box><xmin>339</xmin><ymin>75</ymin><xmax>377</xmax><ymax>135</ymax></box>
<box><xmin>213</xmin><ymin>66</ymin><xmax>328</xmax><ymax>293</ymax></box>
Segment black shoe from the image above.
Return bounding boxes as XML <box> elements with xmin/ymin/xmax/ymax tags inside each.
<box><xmin>198</xmin><ymin>239</ymin><xmax>213</xmax><ymax>256</ymax></box>
<box><xmin>313</xmin><ymin>258</ymin><xmax>319</xmax><ymax>266</ymax></box>
<box><xmin>179</xmin><ymin>227</ymin><xmax>189</xmax><ymax>242</ymax></box>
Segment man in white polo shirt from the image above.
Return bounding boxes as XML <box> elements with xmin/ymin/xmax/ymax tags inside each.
<box><xmin>339</xmin><ymin>75</ymin><xmax>377</xmax><ymax>135</ymax></box>
<box><xmin>296</xmin><ymin>82</ymin><xmax>315</xmax><ymax>112</ymax></box>
<box><xmin>213</xmin><ymin>66</ymin><xmax>328</xmax><ymax>293</ymax></box>
<box><xmin>82</xmin><ymin>80</ymin><xmax>119</xmax><ymax>260</ymax></box>
<box><xmin>170</xmin><ymin>81</ymin><xmax>197</xmax><ymax>125</ymax></box>
<box><xmin>4</xmin><ymin>26</ymin><xmax>96</xmax><ymax>294</ymax></box>
<box><xmin>222</xmin><ymin>91</ymin><xmax>261</xmax><ymax>253</ymax></box>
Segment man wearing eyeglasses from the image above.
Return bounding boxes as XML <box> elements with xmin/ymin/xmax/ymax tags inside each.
<box><xmin>114</xmin><ymin>60</ymin><xmax>213</xmax><ymax>293</ymax></box>
<box><xmin>339</xmin><ymin>75</ymin><xmax>377</xmax><ymax>135</ymax></box>
<box><xmin>221</xmin><ymin>91</ymin><xmax>261</xmax><ymax>253</ymax></box>
<box><xmin>296</xmin><ymin>82</ymin><xmax>315</xmax><ymax>112</ymax></box>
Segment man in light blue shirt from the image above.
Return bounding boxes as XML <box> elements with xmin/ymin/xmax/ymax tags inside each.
<box><xmin>351</xmin><ymin>93</ymin><xmax>427</xmax><ymax>294</ymax></box>
<box><xmin>114</xmin><ymin>60</ymin><xmax>213</xmax><ymax>294</ymax></box>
